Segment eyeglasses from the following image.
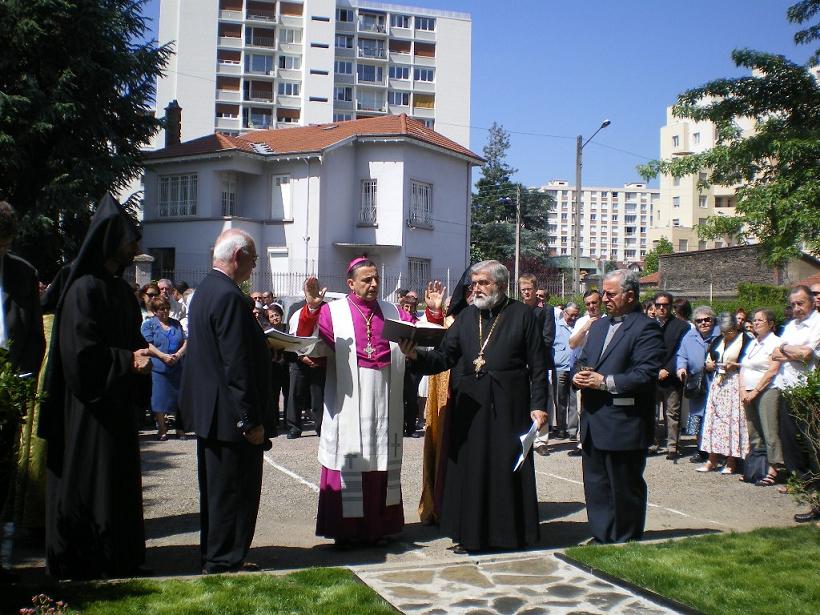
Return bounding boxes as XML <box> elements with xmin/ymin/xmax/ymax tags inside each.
<box><xmin>694</xmin><ymin>317</ymin><xmax>713</xmax><ymax>324</ymax></box>
<box><xmin>654</xmin><ymin>302</ymin><xmax>670</xmax><ymax>308</ymax></box>
<box><xmin>601</xmin><ymin>290</ymin><xmax>620</xmax><ymax>298</ymax></box>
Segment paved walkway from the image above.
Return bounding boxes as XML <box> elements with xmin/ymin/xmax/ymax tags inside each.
<box><xmin>353</xmin><ymin>551</ymin><xmax>678</xmax><ymax>615</ymax></box>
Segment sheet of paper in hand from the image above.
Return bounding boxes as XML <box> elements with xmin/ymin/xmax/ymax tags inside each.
<box><xmin>514</xmin><ymin>421</ymin><xmax>539</xmax><ymax>472</ymax></box>
<box><xmin>263</xmin><ymin>328</ymin><xmax>319</xmax><ymax>352</ymax></box>
<box><xmin>381</xmin><ymin>318</ymin><xmax>446</xmax><ymax>347</ymax></box>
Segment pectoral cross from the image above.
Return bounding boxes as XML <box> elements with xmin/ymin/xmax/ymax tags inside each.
<box><xmin>364</xmin><ymin>342</ymin><xmax>375</xmax><ymax>359</ymax></box>
<box><xmin>390</xmin><ymin>433</ymin><xmax>401</xmax><ymax>456</ymax></box>
<box><xmin>473</xmin><ymin>353</ymin><xmax>486</xmax><ymax>374</ymax></box>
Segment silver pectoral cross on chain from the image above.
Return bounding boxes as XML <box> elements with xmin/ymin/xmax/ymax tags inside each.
<box><xmin>473</xmin><ymin>353</ymin><xmax>486</xmax><ymax>374</ymax></box>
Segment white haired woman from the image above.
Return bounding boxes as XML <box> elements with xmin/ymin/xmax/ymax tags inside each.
<box><xmin>696</xmin><ymin>312</ymin><xmax>751</xmax><ymax>474</ymax></box>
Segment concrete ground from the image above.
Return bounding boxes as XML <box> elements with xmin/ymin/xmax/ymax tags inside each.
<box><xmin>10</xmin><ymin>426</ymin><xmax>801</xmax><ymax>613</ymax></box>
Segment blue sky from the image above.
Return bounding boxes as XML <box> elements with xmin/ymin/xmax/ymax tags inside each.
<box><xmin>143</xmin><ymin>0</ymin><xmax>809</xmax><ymax>187</ymax></box>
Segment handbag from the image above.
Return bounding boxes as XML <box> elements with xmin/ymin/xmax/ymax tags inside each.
<box><xmin>742</xmin><ymin>448</ymin><xmax>768</xmax><ymax>484</ymax></box>
<box><xmin>683</xmin><ymin>370</ymin><xmax>706</xmax><ymax>399</ymax></box>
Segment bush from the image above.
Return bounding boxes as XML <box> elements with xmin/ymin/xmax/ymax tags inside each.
<box><xmin>782</xmin><ymin>369</ymin><xmax>820</xmax><ymax>511</ymax></box>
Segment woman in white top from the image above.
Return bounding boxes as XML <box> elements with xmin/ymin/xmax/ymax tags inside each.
<box><xmin>739</xmin><ymin>308</ymin><xmax>783</xmax><ymax>486</ymax></box>
<box><xmin>697</xmin><ymin>312</ymin><xmax>751</xmax><ymax>474</ymax></box>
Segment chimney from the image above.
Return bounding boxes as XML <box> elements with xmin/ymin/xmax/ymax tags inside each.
<box><xmin>164</xmin><ymin>100</ymin><xmax>181</xmax><ymax>147</ymax></box>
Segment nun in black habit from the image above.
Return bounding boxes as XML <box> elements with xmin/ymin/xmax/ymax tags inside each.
<box><xmin>39</xmin><ymin>194</ymin><xmax>152</xmax><ymax>579</ymax></box>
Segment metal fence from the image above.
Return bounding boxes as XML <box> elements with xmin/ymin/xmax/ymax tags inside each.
<box><xmin>144</xmin><ymin>266</ymin><xmax>569</xmax><ymax>302</ymax></box>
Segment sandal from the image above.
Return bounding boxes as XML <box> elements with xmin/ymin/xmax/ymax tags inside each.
<box><xmin>755</xmin><ymin>473</ymin><xmax>778</xmax><ymax>486</ymax></box>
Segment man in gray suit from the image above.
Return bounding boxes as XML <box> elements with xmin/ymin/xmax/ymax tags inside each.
<box><xmin>573</xmin><ymin>270</ymin><xmax>664</xmax><ymax>544</ymax></box>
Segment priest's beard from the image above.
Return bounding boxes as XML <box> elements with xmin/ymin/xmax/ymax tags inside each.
<box><xmin>473</xmin><ymin>289</ymin><xmax>503</xmax><ymax>310</ymax></box>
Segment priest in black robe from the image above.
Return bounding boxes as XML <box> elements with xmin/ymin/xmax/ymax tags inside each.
<box><xmin>39</xmin><ymin>194</ymin><xmax>152</xmax><ymax>579</ymax></box>
<box><xmin>400</xmin><ymin>260</ymin><xmax>548</xmax><ymax>552</ymax></box>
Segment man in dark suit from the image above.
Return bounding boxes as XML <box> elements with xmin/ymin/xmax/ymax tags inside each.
<box><xmin>652</xmin><ymin>291</ymin><xmax>690</xmax><ymax>460</ymax></box>
<box><xmin>519</xmin><ymin>273</ymin><xmax>555</xmax><ymax>441</ymax></box>
<box><xmin>180</xmin><ymin>228</ymin><xmax>271</xmax><ymax>574</ymax></box>
<box><xmin>572</xmin><ymin>269</ymin><xmax>664</xmax><ymax>544</ymax></box>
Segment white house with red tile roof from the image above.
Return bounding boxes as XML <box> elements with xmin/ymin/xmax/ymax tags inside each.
<box><xmin>141</xmin><ymin>114</ymin><xmax>483</xmax><ymax>295</ymax></box>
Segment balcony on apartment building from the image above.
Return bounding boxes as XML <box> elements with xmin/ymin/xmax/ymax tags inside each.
<box><xmin>218</xmin><ymin>23</ymin><xmax>243</xmax><ymax>48</ymax></box>
<box><xmin>413</xmin><ymin>42</ymin><xmax>436</xmax><ymax>67</ymax></box>
<box><xmin>358</xmin><ymin>14</ymin><xmax>387</xmax><ymax>35</ymax></box>
<box><xmin>278</xmin><ymin>1</ymin><xmax>303</xmax><ymax>27</ymax></box>
<box><xmin>216</xmin><ymin>76</ymin><xmax>242</xmax><ymax>102</ymax></box>
<box><xmin>218</xmin><ymin>0</ymin><xmax>243</xmax><ymax>22</ymax></box>
<box><xmin>389</xmin><ymin>39</ymin><xmax>412</xmax><ymax>61</ymax></box>
<box><xmin>217</xmin><ymin>50</ymin><xmax>242</xmax><ymax>75</ymax></box>
<box><xmin>245</xmin><ymin>1</ymin><xmax>277</xmax><ymax>24</ymax></box>
<box><xmin>358</xmin><ymin>40</ymin><xmax>387</xmax><ymax>60</ymax></box>
<box><xmin>412</xmin><ymin>95</ymin><xmax>435</xmax><ymax>118</ymax></box>
<box><xmin>215</xmin><ymin>103</ymin><xmax>240</xmax><ymax>131</ymax></box>
<box><xmin>244</xmin><ymin>82</ymin><xmax>276</xmax><ymax>105</ymax></box>
<box><xmin>243</xmin><ymin>111</ymin><xmax>274</xmax><ymax>130</ymax></box>
<box><xmin>246</xmin><ymin>28</ymin><xmax>276</xmax><ymax>49</ymax></box>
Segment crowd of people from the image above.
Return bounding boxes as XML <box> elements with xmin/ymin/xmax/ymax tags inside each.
<box><xmin>1</xmin><ymin>194</ymin><xmax>818</xmax><ymax>581</ymax></box>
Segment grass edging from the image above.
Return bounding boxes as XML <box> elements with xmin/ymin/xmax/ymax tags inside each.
<box><xmin>554</xmin><ymin>551</ymin><xmax>703</xmax><ymax>615</ymax></box>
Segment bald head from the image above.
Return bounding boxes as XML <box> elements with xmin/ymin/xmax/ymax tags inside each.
<box><xmin>213</xmin><ymin>229</ymin><xmax>257</xmax><ymax>284</ymax></box>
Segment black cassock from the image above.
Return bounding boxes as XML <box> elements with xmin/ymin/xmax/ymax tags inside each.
<box><xmin>414</xmin><ymin>299</ymin><xmax>547</xmax><ymax>550</ymax></box>
<box><xmin>40</xmin><ymin>196</ymin><xmax>147</xmax><ymax>579</ymax></box>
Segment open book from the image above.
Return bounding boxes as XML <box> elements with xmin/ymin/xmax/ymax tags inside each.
<box><xmin>381</xmin><ymin>318</ymin><xmax>446</xmax><ymax>347</ymax></box>
<box><xmin>263</xmin><ymin>328</ymin><xmax>319</xmax><ymax>352</ymax></box>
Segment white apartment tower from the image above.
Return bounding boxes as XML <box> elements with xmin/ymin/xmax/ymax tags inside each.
<box><xmin>648</xmin><ymin>104</ymin><xmax>755</xmax><ymax>253</ymax></box>
<box><xmin>537</xmin><ymin>180</ymin><xmax>661</xmax><ymax>265</ymax></box>
<box><xmin>154</xmin><ymin>0</ymin><xmax>471</xmax><ymax>147</ymax></box>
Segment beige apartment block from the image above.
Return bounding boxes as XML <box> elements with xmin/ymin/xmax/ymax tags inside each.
<box><xmin>648</xmin><ymin>103</ymin><xmax>756</xmax><ymax>253</ymax></box>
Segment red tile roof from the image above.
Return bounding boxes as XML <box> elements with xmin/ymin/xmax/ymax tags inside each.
<box><xmin>146</xmin><ymin>114</ymin><xmax>483</xmax><ymax>163</ymax></box>
<box><xmin>640</xmin><ymin>271</ymin><xmax>660</xmax><ymax>285</ymax></box>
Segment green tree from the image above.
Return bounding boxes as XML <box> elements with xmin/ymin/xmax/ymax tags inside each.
<box><xmin>471</xmin><ymin>123</ymin><xmax>554</xmax><ymax>263</ymax></box>
<box><xmin>604</xmin><ymin>260</ymin><xmax>618</xmax><ymax>274</ymax></box>
<box><xmin>638</xmin><ymin>0</ymin><xmax>820</xmax><ymax>265</ymax></box>
<box><xmin>643</xmin><ymin>236</ymin><xmax>674</xmax><ymax>275</ymax></box>
<box><xmin>0</xmin><ymin>0</ymin><xmax>171</xmax><ymax>279</ymax></box>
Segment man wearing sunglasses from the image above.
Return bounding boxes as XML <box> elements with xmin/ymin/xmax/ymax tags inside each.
<box><xmin>652</xmin><ymin>292</ymin><xmax>690</xmax><ymax>460</ymax></box>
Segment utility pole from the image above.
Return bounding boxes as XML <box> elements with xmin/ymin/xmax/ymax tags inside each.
<box><xmin>573</xmin><ymin>135</ymin><xmax>583</xmax><ymax>295</ymax></box>
<box><xmin>514</xmin><ymin>184</ymin><xmax>521</xmax><ymax>299</ymax></box>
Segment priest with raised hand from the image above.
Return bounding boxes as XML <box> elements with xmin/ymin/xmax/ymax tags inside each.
<box><xmin>399</xmin><ymin>260</ymin><xmax>548</xmax><ymax>553</ymax></box>
<box><xmin>296</xmin><ymin>257</ymin><xmax>444</xmax><ymax>546</ymax></box>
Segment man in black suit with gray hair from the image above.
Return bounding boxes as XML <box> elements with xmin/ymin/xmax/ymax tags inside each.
<box><xmin>573</xmin><ymin>269</ymin><xmax>664</xmax><ymax>544</ymax></box>
<box><xmin>180</xmin><ymin>228</ymin><xmax>271</xmax><ymax>573</ymax></box>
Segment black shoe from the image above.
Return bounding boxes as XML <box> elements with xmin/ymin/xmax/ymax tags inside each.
<box><xmin>666</xmin><ymin>451</ymin><xmax>679</xmax><ymax>460</ymax></box>
<box><xmin>567</xmin><ymin>448</ymin><xmax>582</xmax><ymax>457</ymax></box>
<box><xmin>689</xmin><ymin>452</ymin><xmax>708</xmax><ymax>463</ymax></box>
<box><xmin>286</xmin><ymin>428</ymin><xmax>302</xmax><ymax>439</ymax></box>
<box><xmin>794</xmin><ymin>509</ymin><xmax>820</xmax><ymax>523</ymax></box>
<box><xmin>558</xmin><ymin>429</ymin><xmax>569</xmax><ymax>440</ymax></box>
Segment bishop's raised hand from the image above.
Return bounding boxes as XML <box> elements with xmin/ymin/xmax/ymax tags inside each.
<box><xmin>303</xmin><ymin>276</ymin><xmax>326</xmax><ymax>309</ymax></box>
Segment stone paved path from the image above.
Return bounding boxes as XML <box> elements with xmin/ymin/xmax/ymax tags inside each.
<box><xmin>353</xmin><ymin>550</ymin><xmax>679</xmax><ymax>615</ymax></box>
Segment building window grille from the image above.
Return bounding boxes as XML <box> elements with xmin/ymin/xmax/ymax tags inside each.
<box><xmin>360</xmin><ymin>180</ymin><xmax>377</xmax><ymax>224</ymax></box>
<box><xmin>407</xmin><ymin>257</ymin><xmax>431</xmax><ymax>294</ymax></box>
<box><xmin>221</xmin><ymin>173</ymin><xmax>237</xmax><ymax>216</ymax></box>
<box><xmin>159</xmin><ymin>174</ymin><xmax>197</xmax><ymax>217</ymax></box>
<box><xmin>409</xmin><ymin>180</ymin><xmax>432</xmax><ymax>225</ymax></box>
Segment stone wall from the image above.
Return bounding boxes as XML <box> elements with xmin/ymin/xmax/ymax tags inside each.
<box><xmin>658</xmin><ymin>245</ymin><xmax>780</xmax><ymax>298</ymax></box>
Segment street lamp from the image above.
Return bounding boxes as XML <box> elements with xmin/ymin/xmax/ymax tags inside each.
<box><xmin>574</xmin><ymin>119</ymin><xmax>611</xmax><ymax>294</ymax></box>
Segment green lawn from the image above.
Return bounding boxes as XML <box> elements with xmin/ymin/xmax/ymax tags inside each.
<box><xmin>7</xmin><ymin>568</ymin><xmax>397</xmax><ymax>615</ymax></box>
<box><xmin>566</xmin><ymin>525</ymin><xmax>820</xmax><ymax>615</ymax></box>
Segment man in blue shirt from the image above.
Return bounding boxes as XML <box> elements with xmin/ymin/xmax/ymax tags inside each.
<box><xmin>553</xmin><ymin>302</ymin><xmax>580</xmax><ymax>440</ymax></box>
